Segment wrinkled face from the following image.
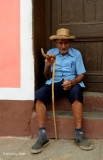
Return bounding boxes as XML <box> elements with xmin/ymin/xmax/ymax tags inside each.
<box><xmin>56</xmin><ymin>39</ymin><xmax>71</xmax><ymax>55</ymax></box>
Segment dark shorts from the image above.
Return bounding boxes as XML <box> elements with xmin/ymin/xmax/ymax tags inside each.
<box><xmin>35</xmin><ymin>81</ymin><xmax>83</xmax><ymax>106</ymax></box>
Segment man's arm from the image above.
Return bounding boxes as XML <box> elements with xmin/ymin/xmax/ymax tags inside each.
<box><xmin>44</xmin><ymin>64</ymin><xmax>52</xmax><ymax>80</ymax></box>
<box><xmin>44</xmin><ymin>53</ymin><xmax>54</xmax><ymax>80</ymax></box>
<box><xmin>62</xmin><ymin>74</ymin><xmax>84</xmax><ymax>90</ymax></box>
<box><xmin>71</xmin><ymin>74</ymin><xmax>84</xmax><ymax>86</ymax></box>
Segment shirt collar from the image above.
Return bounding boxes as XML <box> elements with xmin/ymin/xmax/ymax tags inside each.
<box><xmin>54</xmin><ymin>47</ymin><xmax>74</xmax><ymax>57</ymax></box>
<box><xmin>68</xmin><ymin>47</ymin><xmax>74</xmax><ymax>57</ymax></box>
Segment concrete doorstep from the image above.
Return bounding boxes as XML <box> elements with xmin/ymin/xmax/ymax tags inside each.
<box><xmin>31</xmin><ymin>111</ymin><xmax>103</xmax><ymax>139</ymax></box>
<box><xmin>48</xmin><ymin>92</ymin><xmax>103</xmax><ymax>112</ymax></box>
<box><xmin>0</xmin><ymin>137</ymin><xmax>103</xmax><ymax>160</ymax></box>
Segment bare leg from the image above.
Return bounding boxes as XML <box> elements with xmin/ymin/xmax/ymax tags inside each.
<box><xmin>36</xmin><ymin>100</ymin><xmax>46</xmax><ymax>127</ymax></box>
<box><xmin>71</xmin><ymin>99</ymin><xmax>93</xmax><ymax>150</ymax></box>
<box><xmin>32</xmin><ymin>100</ymin><xmax>49</xmax><ymax>153</ymax></box>
<box><xmin>72</xmin><ymin>98</ymin><xmax>83</xmax><ymax>129</ymax></box>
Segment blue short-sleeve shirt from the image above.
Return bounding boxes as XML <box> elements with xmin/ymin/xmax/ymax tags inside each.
<box><xmin>45</xmin><ymin>47</ymin><xmax>86</xmax><ymax>88</ymax></box>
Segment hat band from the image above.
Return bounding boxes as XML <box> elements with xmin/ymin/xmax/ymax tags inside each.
<box><xmin>57</xmin><ymin>34</ymin><xmax>70</xmax><ymax>37</ymax></box>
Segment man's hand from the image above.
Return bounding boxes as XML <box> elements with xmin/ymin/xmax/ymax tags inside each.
<box><xmin>62</xmin><ymin>74</ymin><xmax>85</xmax><ymax>90</ymax></box>
<box><xmin>45</xmin><ymin>53</ymin><xmax>54</xmax><ymax>67</ymax></box>
<box><xmin>62</xmin><ymin>79</ymin><xmax>72</xmax><ymax>90</ymax></box>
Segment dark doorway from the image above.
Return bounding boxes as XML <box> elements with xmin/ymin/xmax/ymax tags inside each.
<box><xmin>33</xmin><ymin>0</ymin><xmax>103</xmax><ymax>92</ymax></box>
<box><xmin>32</xmin><ymin>0</ymin><xmax>46</xmax><ymax>90</ymax></box>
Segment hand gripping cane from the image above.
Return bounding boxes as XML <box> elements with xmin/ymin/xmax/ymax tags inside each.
<box><xmin>41</xmin><ymin>48</ymin><xmax>57</xmax><ymax>141</ymax></box>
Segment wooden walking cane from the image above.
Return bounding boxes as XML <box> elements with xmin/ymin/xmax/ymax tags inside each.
<box><xmin>41</xmin><ymin>48</ymin><xmax>57</xmax><ymax>141</ymax></box>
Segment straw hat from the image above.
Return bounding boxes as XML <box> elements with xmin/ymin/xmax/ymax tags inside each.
<box><xmin>49</xmin><ymin>28</ymin><xmax>76</xmax><ymax>40</ymax></box>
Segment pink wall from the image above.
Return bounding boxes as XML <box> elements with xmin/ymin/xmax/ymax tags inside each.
<box><xmin>0</xmin><ymin>0</ymin><xmax>20</xmax><ymax>88</ymax></box>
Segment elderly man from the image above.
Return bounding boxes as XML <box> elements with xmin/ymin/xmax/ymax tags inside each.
<box><xmin>32</xmin><ymin>28</ymin><xmax>93</xmax><ymax>153</ymax></box>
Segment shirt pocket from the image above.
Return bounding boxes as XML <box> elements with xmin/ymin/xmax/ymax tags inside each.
<box><xmin>71</xmin><ymin>61</ymin><xmax>76</xmax><ymax>69</ymax></box>
<box><xmin>64</xmin><ymin>61</ymin><xmax>76</xmax><ymax>74</ymax></box>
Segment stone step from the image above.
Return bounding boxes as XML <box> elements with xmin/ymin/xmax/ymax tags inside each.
<box><xmin>31</xmin><ymin>111</ymin><xmax>103</xmax><ymax>139</ymax></box>
<box><xmin>47</xmin><ymin>92</ymin><xmax>103</xmax><ymax>112</ymax></box>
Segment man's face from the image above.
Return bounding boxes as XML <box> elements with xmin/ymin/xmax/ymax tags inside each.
<box><xmin>56</xmin><ymin>39</ymin><xmax>71</xmax><ymax>55</ymax></box>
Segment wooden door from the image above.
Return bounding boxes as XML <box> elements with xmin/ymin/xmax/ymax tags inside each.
<box><xmin>45</xmin><ymin>0</ymin><xmax>103</xmax><ymax>92</ymax></box>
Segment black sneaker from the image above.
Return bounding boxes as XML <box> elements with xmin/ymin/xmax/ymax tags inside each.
<box><xmin>31</xmin><ymin>139</ymin><xmax>50</xmax><ymax>154</ymax></box>
<box><xmin>76</xmin><ymin>137</ymin><xmax>93</xmax><ymax>150</ymax></box>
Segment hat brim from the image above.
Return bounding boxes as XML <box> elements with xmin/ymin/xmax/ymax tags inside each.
<box><xmin>49</xmin><ymin>35</ymin><xmax>76</xmax><ymax>40</ymax></box>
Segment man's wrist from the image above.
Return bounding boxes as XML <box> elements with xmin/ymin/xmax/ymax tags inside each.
<box><xmin>46</xmin><ymin>63</ymin><xmax>51</xmax><ymax>68</ymax></box>
<box><xmin>45</xmin><ymin>64</ymin><xmax>51</xmax><ymax>71</ymax></box>
<box><xmin>46</xmin><ymin>66</ymin><xmax>51</xmax><ymax>71</ymax></box>
<box><xmin>71</xmin><ymin>79</ymin><xmax>77</xmax><ymax>86</ymax></box>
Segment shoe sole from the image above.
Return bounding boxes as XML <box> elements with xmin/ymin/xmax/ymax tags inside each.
<box><xmin>31</xmin><ymin>141</ymin><xmax>50</xmax><ymax>154</ymax></box>
<box><xmin>76</xmin><ymin>141</ymin><xmax>94</xmax><ymax>151</ymax></box>
<box><xmin>79</xmin><ymin>144</ymin><xmax>94</xmax><ymax>151</ymax></box>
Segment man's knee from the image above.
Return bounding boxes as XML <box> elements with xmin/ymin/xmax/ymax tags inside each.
<box><xmin>69</xmin><ymin>84</ymin><xmax>83</xmax><ymax>104</ymax></box>
<box><xmin>72</xmin><ymin>98</ymin><xmax>83</xmax><ymax>105</ymax></box>
<box><xmin>36</xmin><ymin>99</ymin><xmax>45</xmax><ymax>106</ymax></box>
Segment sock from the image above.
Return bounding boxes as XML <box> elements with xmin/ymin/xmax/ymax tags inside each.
<box><xmin>75</xmin><ymin>128</ymin><xmax>85</xmax><ymax>141</ymax></box>
<box><xmin>38</xmin><ymin>127</ymin><xmax>48</xmax><ymax>142</ymax></box>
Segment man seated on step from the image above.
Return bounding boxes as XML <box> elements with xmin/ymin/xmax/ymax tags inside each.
<box><xmin>31</xmin><ymin>28</ymin><xmax>93</xmax><ymax>154</ymax></box>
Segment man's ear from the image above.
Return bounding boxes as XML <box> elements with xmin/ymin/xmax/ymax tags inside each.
<box><xmin>68</xmin><ymin>40</ymin><xmax>72</xmax><ymax>46</ymax></box>
<box><xmin>69</xmin><ymin>40</ymin><xmax>72</xmax><ymax>45</ymax></box>
<box><xmin>54</xmin><ymin>40</ymin><xmax>58</xmax><ymax>46</ymax></box>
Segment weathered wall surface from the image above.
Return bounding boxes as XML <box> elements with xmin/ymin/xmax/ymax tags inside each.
<box><xmin>0</xmin><ymin>0</ymin><xmax>34</xmax><ymax>136</ymax></box>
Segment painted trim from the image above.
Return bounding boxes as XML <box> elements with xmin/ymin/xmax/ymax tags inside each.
<box><xmin>0</xmin><ymin>0</ymin><xmax>34</xmax><ymax>100</ymax></box>
<box><xmin>0</xmin><ymin>0</ymin><xmax>20</xmax><ymax>88</ymax></box>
